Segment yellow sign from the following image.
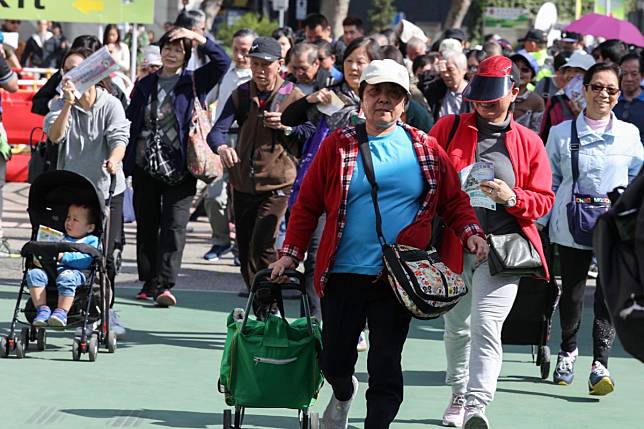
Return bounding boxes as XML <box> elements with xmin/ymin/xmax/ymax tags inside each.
<box><xmin>0</xmin><ymin>0</ymin><xmax>154</xmax><ymax>24</ymax></box>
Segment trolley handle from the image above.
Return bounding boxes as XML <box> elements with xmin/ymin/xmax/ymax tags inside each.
<box><xmin>251</xmin><ymin>268</ymin><xmax>306</xmax><ymax>295</ymax></box>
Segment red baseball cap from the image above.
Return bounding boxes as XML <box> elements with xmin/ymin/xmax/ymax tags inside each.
<box><xmin>463</xmin><ymin>55</ymin><xmax>519</xmax><ymax>103</ymax></box>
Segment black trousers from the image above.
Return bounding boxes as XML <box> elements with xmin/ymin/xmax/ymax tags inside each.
<box><xmin>233</xmin><ymin>189</ymin><xmax>289</xmax><ymax>290</ymax></box>
<box><xmin>557</xmin><ymin>245</ymin><xmax>615</xmax><ymax>367</ymax></box>
<box><xmin>321</xmin><ymin>273</ymin><xmax>411</xmax><ymax>429</ymax></box>
<box><xmin>105</xmin><ymin>192</ymin><xmax>124</xmax><ymax>307</ymax></box>
<box><xmin>132</xmin><ymin>167</ymin><xmax>196</xmax><ymax>288</ymax></box>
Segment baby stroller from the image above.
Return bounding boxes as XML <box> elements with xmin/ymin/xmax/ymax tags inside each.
<box><xmin>218</xmin><ymin>269</ymin><xmax>323</xmax><ymax>428</ymax></box>
<box><xmin>501</xmin><ymin>232</ymin><xmax>561</xmax><ymax>379</ymax></box>
<box><xmin>0</xmin><ymin>170</ymin><xmax>118</xmax><ymax>362</ymax></box>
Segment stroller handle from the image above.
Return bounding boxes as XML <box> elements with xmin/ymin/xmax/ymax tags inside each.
<box><xmin>108</xmin><ymin>174</ymin><xmax>117</xmax><ymax>198</ymax></box>
<box><xmin>251</xmin><ymin>268</ymin><xmax>306</xmax><ymax>295</ymax></box>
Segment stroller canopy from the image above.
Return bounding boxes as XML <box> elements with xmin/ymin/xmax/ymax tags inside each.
<box><xmin>28</xmin><ymin>170</ymin><xmax>106</xmax><ymax>239</ymax></box>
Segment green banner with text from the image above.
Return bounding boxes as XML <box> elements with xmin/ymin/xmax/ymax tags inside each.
<box><xmin>0</xmin><ymin>0</ymin><xmax>154</xmax><ymax>24</ymax></box>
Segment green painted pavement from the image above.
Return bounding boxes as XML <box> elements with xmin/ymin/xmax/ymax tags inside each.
<box><xmin>0</xmin><ymin>284</ymin><xmax>641</xmax><ymax>428</ymax></box>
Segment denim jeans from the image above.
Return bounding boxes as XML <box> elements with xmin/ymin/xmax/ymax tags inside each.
<box><xmin>27</xmin><ymin>268</ymin><xmax>86</xmax><ymax>297</ymax></box>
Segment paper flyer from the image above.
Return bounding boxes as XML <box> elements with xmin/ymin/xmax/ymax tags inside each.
<box><xmin>317</xmin><ymin>91</ymin><xmax>345</xmax><ymax>116</ymax></box>
<box><xmin>564</xmin><ymin>74</ymin><xmax>587</xmax><ymax>110</ymax></box>
<box><xmin>58</xmin><ymin>47</ymin><xmax>119</xmax><ymax>97</ymax></box>
<box><xmin>459</xmin><ymin>161</ymin><xmax>496</xmax><ymax>210</ymax></box>
<box><xmin>36</xmin><ymin>225</ymin><xmax>64</xmax><ymax>242</ymax></box>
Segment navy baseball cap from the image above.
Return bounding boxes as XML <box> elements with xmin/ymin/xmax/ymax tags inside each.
<box><xmin>248</xmin><ymin>37</ymin><xmax>282</xmax><ymax>62</ymax></box>
<box><xmin>518</xmin><ymin>29</ymin><xmax>547</xmax><ymax>44</ymax></box>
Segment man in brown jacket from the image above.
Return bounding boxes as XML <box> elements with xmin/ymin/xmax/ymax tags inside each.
<box><xmin>208</xmin><ymin>37</ymin><xmax>306</xmax><ymax>294</ymax></box>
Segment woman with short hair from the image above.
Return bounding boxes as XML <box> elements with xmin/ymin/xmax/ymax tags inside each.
<box><xmin>539</xmin><ymin>62</ymin><xmax>643</xmax><ymax>395</ymax></box>
<box><xmin>271</xmin><ymin>59</ymin><xmax>487</xmax><ymax>428</ymax></box>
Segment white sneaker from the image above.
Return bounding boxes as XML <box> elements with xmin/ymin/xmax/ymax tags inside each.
<box><xmin>441</xmin><ymin>393</ymin><xmax>465</xmax><ymax>427</ymax></box>
<box><xmin>356</xmin><ymin>331</ymin><xmax>368</xmax><ymax>352</ymax></box>
<box><xmin>463</xmin><ymin>402</ymin><xmax>489</xmax><ymax>429</ymax></box>
<box><xmin>109</xmin><ymin>310</ymin><xmax>127</xmax><ymax>337</ymax></box>
<box><xmin>322</xmin><ymin>375</ymin><xmax>358</xmax><ymax>429</ymax></box>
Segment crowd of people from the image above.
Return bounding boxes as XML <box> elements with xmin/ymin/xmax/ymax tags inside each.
<box><xmin>0</xmin><ymin>6</ymin><xmax>643</xmax><ymax>429</ymax></box>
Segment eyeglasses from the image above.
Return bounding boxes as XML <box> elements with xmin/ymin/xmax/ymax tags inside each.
<box><xmin>585</xmin><ymin>83</ymin><xmax>619</xmax><ymax>96</ymax></box>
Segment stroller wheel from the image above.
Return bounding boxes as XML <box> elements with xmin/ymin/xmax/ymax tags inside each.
<box><xmin>88</xmin><ymin>334</ymin><xmax>99</xmax><ymax>362</ymax></box>
<box><xmin>106</xmin><ymin>330</ymin><xmax>117</xmax><ymax>353</ymax></box>
<box><xmin>20</xmin><ymin>328</ymin><xmax>30</xmax><ymax>352</ymax></box>
<box><xmin>30</xmin><ymin>326</ymin><xmax>38</xmax><ymax>342</ymax></box>
<box><xmin>15</xmin><ymin>339</ymin><xmax>25</xmax><ymax>359</ymax></box>
<box><xmin>222</xmin><ymin>409</ymin><xmax>232</xmax><ymax>428</ymax></box>
<box><xmin>37</xmin><ymin>329</ymin><xmax>47</xmax><ymax>351</ymax></box>
<box><xmin>539</xmin><ymin>346</ymin><xmax>551</xmax><ymax>380</ymax></box>
<box><xmin>72</xmin><ymin>338</ymin><xmax>81</xmax><ymax>361</ymax></box>
<box><xmin>0</xmin><ymin>336</ymin><xmax>8</xmax><ymax>358</ymax></box>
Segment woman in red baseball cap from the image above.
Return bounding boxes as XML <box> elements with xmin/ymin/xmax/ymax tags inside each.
<box><xmin>429</xmin><ymin>55</ymin><xmax>555</xmax><ymax>429</ymax></box>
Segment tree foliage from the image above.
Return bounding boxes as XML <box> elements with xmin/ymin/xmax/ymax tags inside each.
<box><xmin>367</xmin><ymin>0</ymin><xmax>397</xmax><ymax>33</ymax></box>
<box><xmin>215</xmin><ymin>13</ymin><xmax>278</xmax><ymax>48</ymax></box>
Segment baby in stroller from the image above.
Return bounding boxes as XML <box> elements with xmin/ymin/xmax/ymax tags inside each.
<box><xmin>27</xmin><ymin>203</ymin><xmax>100</xmax><ymax>328</ymax></box>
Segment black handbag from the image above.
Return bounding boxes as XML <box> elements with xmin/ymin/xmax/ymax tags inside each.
<box><xmin>487</xmin><ymin>232</ymin><xmax>544</xmax><ymax>277</ymax></box>
<box><xmin>356</xmin><ymin>124</ymin><xmax>468</xmax><ymax>320</ymax></box>
<box><xmin>27</xmin><ymin>127</ymin><xmax>57</xmax><ymax>184</ymax></box>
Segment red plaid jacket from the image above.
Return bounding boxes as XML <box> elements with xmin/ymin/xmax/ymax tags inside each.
<box><xmin>281</xmin><ymin>123</ymin><xmax>485</xmax><ymax>296</ymax></box>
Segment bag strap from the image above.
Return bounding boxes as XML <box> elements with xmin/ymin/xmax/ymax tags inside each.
<box><xmin>445</xmin><ymin>114</ymin><xmax>460</xmax><ymax>151</ymax></box>
<box><xmin>570</xmin><ymin>119</ymin><xmax>580</xmax><ymax>193</ymax></box>
<box><xmin>191</xmin><ymin>73</ymin><xmax>206</xmax><ymax>110</ymax></box>
<box><xmin>150</xmin><ymin>78</ymin><xmax>159</xmax><ymax>132</ymax></box>
<box><xmin>356</xmin><ymin>123</ymin><xmax>388</xmax><ymax>247</ymax></box>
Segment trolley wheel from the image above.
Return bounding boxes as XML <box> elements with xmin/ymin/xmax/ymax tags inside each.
<box><xmin>15</xmin><ymin>339</ymin><xmax>25</xmax><ymax>359</ymax></box>
<box><xmin>72</xmin><ymin>337</ymin><xmax>81</xmax><ymax>361</ymax></box>
<box><xmin>0</xmin><ymin>336</ymin><xmax>8</xmax><ymax>358</ymax></box>
<box><xmin>20</xmin><ymin>327</ymin><xmax>30</xmax><ymax>352</ymax></box>
<box><xmin>234</xmin><ymin>406</ymin><xmax>244</xmax><ymax>428</ymax></box>
<box><xmin>36</xmin><ymin>328</ymin><xmax>47</xmax><ymax>351</ymax></box>
<box><xmin>539</xmin><ymin>346</ymin><xmax>551</xmax><ymax>380</ymax></box>
<box><xmin>301</xmin><ymin>412</ymin><xmax>309</xmax><ymax>429</ymax></box>
<box><xmin>88</xmin><ymin>334</ymin><xmax>99</xmax><ymax>362</ymax></box>
<box><xmin>106</xmin><ymin>330</ymin><xmax>117</xmax><ymax>353</ymax></box>
<box><xmin>223</xmin><ymin>409</ymin><xmax>232</xmax><ymax>428</ymax></box>
<box><xmin>310</xmin><ymin>412</ymin><xmax>319</xmax><ymax>429</ymax></box>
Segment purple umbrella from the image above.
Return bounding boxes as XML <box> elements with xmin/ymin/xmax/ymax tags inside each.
<box><xmin>564</xmin><ymin>12</ymin><xmax>644</xmax><ymax>47</ymax></box>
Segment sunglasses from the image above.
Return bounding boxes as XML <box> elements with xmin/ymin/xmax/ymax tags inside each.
<box><xmin>585</xmin><ymin>83</ymin><xmax>619</xmax><ymax>96</ymax></box>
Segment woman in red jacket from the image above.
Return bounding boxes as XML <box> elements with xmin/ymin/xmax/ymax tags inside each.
<box><xmin>429</xmin><ymin>56</ymin><xmax>554</xmax><ymax>429</ymax></box>
<box><xmin>270</xmin><ymin>60</ymin><xmax>487</xmax><ymax>428</ymax></box>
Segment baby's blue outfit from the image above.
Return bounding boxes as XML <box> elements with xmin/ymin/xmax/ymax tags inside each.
<box><xmin>26</xmin><ymin>234</ymin><xmax>100</xmax><ymax>297</ymax></box>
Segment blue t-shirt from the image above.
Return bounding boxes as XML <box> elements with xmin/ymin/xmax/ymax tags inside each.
<box><xmin>59</xmin><ymin>234</ymin><xmax>100</xmax><ymax>271</ymax></box>
<box><xmin>331</xmin><ymin>126</ymin><xmax>424</xmax><ymax>275</ymax></box>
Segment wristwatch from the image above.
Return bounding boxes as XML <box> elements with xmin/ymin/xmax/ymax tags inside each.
<box><xmin>506</xmin><ymin>194</ymin><xmax>517</xmax><ymax>208</ymax></box>
<box><xmin>283</xmin><ymin>126</ymin><xmax>293</xmax><ymax>136</ymax></box>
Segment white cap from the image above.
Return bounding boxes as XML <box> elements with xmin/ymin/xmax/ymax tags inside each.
<box><xmin>359</xmin><ymin>59</ymin><xmax>410</xmax><ymax>95</ymax></box>
<box><xmin>562</xmin><ymin>51</ymin><xmax>595</xmax><ymax>71</ymax></box>
<box><xmin>142</xmin><ymin>45</ymin><xmax>162</xmax><ymax>67</ymax></box>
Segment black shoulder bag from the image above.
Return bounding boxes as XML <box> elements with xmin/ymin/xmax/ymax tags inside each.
<box><xmin>356</xmin><ymin>124</ymin><xmax>467</xmax><ymax>320</ymax></box>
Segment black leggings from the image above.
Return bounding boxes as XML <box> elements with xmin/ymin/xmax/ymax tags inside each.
<box><xmin>557</xmin><ymin>245</ymin><xmax>615</xmax><ymax>367</ymax></box>
<box><xmin>321</xmin><ymin>273</ymin><xmax>411</xmax><ymax>429</ymax></box>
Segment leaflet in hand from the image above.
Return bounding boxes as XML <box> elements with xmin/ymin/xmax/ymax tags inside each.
<box><xmin>317</xmin><ymin>91</ymin><xmax>345</xmax><ymax>116</ymax></box>
<box><xmin>37</xmin><ymin>225</ymin><xmax>64</xmax><ymax>242</ymax></box>
<box><xmin>58</xmin><ymin>47</ymin><xmax>119</xmax><ymax>97</ymax></box>
<box><xmin>459</xmin><ymin>161</ymin><xmax>496</xmax><ymax>210</ymax></box>
<box><xmin>564</xmin><ymin>74</ymin><xmax>587</xmax><ymax>110</ymax></box>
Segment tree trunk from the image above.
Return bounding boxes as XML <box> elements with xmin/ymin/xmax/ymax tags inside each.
<box><xmin>444</xmin><ymin>0</ymin><xmax>472</xmax><ymax>29</ymax></box>
<box><xmin>320</xmin><ymin>0</ymin><xmax>351</xmax><ymax>40</ymax></box>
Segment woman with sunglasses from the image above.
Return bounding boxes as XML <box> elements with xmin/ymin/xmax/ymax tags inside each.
<box><xmin>537</xmin><ymin>63</ymin><xmax>643</xmax><ymax>395</ymax></box>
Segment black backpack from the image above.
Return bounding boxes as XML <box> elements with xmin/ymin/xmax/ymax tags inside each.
<box><xmin>594</xmin><ymin>166</ymin><xmax>644</xmax><ymax>364</ymax></box>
